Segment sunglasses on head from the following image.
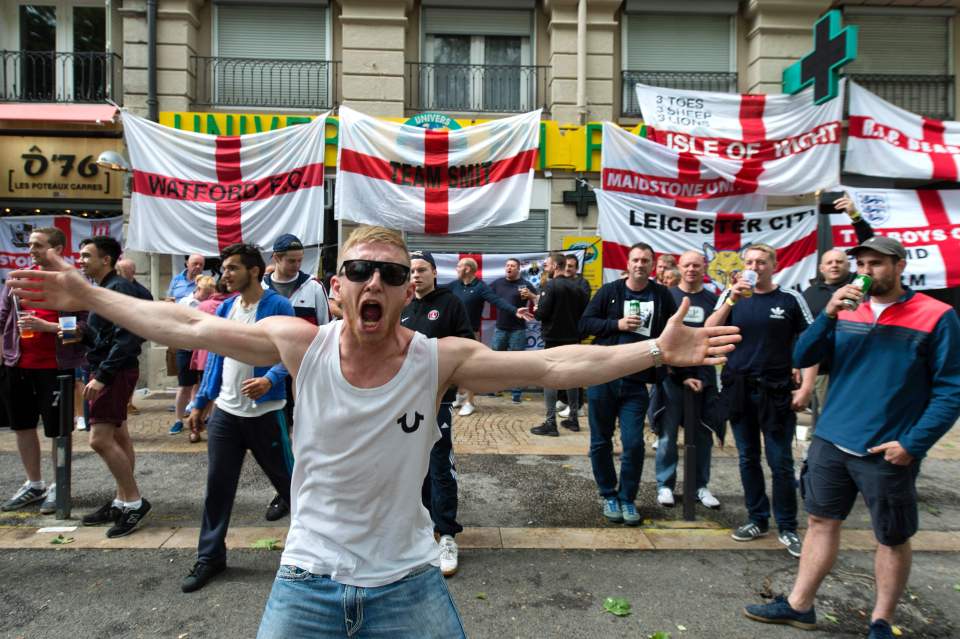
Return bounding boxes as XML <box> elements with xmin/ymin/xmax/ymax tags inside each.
<box><xmin>339</xmin><ymin>260</ymin><xmax>411</xmax><ymax>287</ymax></box>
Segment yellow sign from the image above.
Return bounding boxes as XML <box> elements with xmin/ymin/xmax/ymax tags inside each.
<box><xmin>158</xmin><ymin>112</ymin><xmax>643</xmax><ymax>173</ymax></box>
<box><xmin>563</xmin><ymin>235</ymin><xmax>602</xmax><ymax>296</ymax></box>
<box><xmin>1</xmin><ymin>136</ymin><xmax>124</xmax><ymax>200</ymax></box>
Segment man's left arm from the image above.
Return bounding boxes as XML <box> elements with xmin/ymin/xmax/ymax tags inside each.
<box><xmin>479</xmin><ymin>280</ymin><xmax>519</xmax><ymax>317</ymax></box>
<box><xmin>895</xmin><ymin>312</ymin><xmax>960</xmax><ymax>459</ymax></box>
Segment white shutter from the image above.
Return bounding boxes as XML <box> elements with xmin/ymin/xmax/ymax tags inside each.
<box><xmin>846</xmin><ymin>15</ymin><xmax>948</xmax><ymax>75</ymax></box>
<box><xmin>407</xmin><ymin>210</ymin><xmax>548</xmax><ymax>253</ymax></box>
<box><xmin>624</xmin><ymin>14</ymin><xmax>731</xmax><ymax>72</ymax></box>
<box><xmin>423</xmin><ymin>8</ymin><xmax>532</xmax><ymax>37</ymax></box>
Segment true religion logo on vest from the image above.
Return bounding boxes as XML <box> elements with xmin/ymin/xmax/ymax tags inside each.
<box><xmin>397</xmin><ymin>412</ymin><xmax>424</xmax><ymax>434</ymax></box>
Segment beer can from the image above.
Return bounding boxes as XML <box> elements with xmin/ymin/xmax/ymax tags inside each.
<box><xmin>626</xmin><ymin>300</ymin><xmax>641</xmax><ymax>317</ymax></box>
<box><xmin>842</xmin><ymin>274</ymin><xmax>873</xmax><ymax>310</ymax></box>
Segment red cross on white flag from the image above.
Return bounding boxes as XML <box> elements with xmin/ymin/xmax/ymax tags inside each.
<box><xmin>123</xmin><ymin>112</ymin><xmax>328</xmax><ymax>255</ymax></box>
<box><xmin>335</xmin><ymin>106</ymin><xmax>540</xmax><ymax>234</ymax></box>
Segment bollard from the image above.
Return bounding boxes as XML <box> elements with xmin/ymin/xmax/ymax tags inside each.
<box><xmin>55</xmin><ymin>374</ymin><xmax>74</xmax><ymax>520</ymax></box>
<box><xmin>682</xmin><ymin>385</ymin><xmax>699</xmax><ymax>521</ymax></box>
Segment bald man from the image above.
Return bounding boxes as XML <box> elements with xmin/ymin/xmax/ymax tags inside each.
<box><xmin>116</xmin><ymin>259</ymin><xmax>152</xmax><ymax>301</ymax></box>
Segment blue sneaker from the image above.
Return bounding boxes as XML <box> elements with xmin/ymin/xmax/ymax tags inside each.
<box><xmin>743</xmin><ymin>595</ymin><xmax>816</xmax><ymax>630</ymax></box>
<box><xmin>620</xmin><ymin>501</ymin><xmax>640</xmax><ymax>526</ymax></box>
<box><xmin>511</xmin><ymin>394</ymin><xmax>522</xmax><ymax>404</ymax></box>
<box><xmin>602</xmin><ymin>498</ymin><xmax>622</xmax><ymax>523</ymax></box>
<box><xmin>169</xmin><ymin>421</ymin><xmax>184</xmax><ymax>435</ymax></box>
<box><xmin>868</xmin><ymin>619</ymin><xmax>895</xmax><ymax>639</ymax></box>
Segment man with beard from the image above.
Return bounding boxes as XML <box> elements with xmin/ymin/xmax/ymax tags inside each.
<box><xmin>8</xmin><ymin>225</ymin><xmax>740</xmax><ymax>638</ymax></box>
<box><xmin>400</xmin><ymin>250</ymin><xmax>474</xmax><ymax>578</ymax></box>
<box><xmin>743</xmin><ymin>236</ymin><xmax>960</xmax><ymax>639</ymax></box>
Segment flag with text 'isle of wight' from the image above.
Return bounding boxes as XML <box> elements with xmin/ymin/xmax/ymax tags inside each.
<box><xmin>335</xmin><ymin>106</ymin><xmax>540</xmax><ymax>234</ymax></box>
<box><xmin>635</xmin><ymin>83</ymin><xmax>843</xmax><ymax>196</ymax></box>
<box><xmin>601</xmin><ymin>123</ymin><xmax>767</xmax><ymax>212</ymax></box>
<box><xmin>123</xmin><ymin>111</ymin><xmax>328</xmax><ymax>255</ymax></box>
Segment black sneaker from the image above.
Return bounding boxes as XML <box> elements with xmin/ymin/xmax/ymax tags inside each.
<box><xmin>181</xmin><ymin>560</ymin><xmax>227</xmax><ymax>593</ymax></box>
<box><xmin>82</xmin><ymin>501</ymin><xmax>121</xmax><ymax>526</ymax></box>
<box><xmin>868</xmin><ymin>619</ymin><xmax>895</xmax><ymax>639</ymax></box>
<box><xmin>560</xmin><ymin>419</ymin><xmax>580</xmax><ymax>432</ymax></box>
<box><xmin>743</xmin><ymin>594</ymin><xmax>816</xmax><ymax>630</ymax></box>
<box><xmin>530</xmin><ymin>421</ymin><xmax>559</xmax><ymax>437</ymax></box>
<box><xmin>265</xmin><ymin>494</ymin><xmax>289</xmax><ymax>522</ymax></box>
<box><xmin>1</xmin><ymin>482</ymin><xmax>46</xmax><ymax>511</ymax></box>
<box><xmin>106</xmin><ymin>498</ymin><xmax>151</xmax><ymax>538</ymax></box>
<box><xmin>778</xmin><ymin>530</ymin><xmax>803</xmax><ymax>558</ymax></box>
<box><xmin>731</xmin><ymin>521</ymin><xmax>769</xmax><ymax>542</ymax></box>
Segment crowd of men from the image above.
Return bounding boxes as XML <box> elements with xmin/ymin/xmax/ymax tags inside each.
<box><xmin>1</xmin><ymin>193</ymin><xmax>958</xmax><ymax>638</ymax></box>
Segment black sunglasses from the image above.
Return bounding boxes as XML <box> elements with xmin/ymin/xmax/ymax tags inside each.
<box><xmin>339</xmin><ymin>260</ymin><xmax>411</xmax><ymax>287</ymax></box>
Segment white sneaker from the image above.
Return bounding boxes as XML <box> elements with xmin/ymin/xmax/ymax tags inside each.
<box><xmin>452</xmin><ymin>394</ymin><xmax>464</xmax><ymax>408</ymax></box>
<box><xmin>697</xmin><ymin>487</ymin><xmax>720</xmax><ymax>509</ymax></box>
<box><xmin>558</xmin><ymin>406</ymin><xmax>570</xmax><ymax>418</ymax></box>
<box><xmin>75</xmin><ymin>416</ymin><xmax>87</xmax><ymax>431</ymax></box>
<box><xmin>439</xmin><ymin>535</ymin><xmax>459</xmax><ymax>577</ymax></box>
<box><xmin>555</xmin><ymin>401</ymin><xmax>567</xmax><ymax>411</ymax></box>
<box><xmin>40</xmin><ymin>483</ymin><xmax>57</xmax><ymax>515</ymax></box>
<box><xmin>458</xmin><ymin>403</ymin><xmax>476</xmax><ymax>417</ymax></box>
<box><xmin>657</xmin><ymin>487</ymin><xmax>675</xmax><ymax>507</ymax></box>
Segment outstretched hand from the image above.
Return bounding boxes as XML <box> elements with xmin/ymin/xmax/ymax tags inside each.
<box><xmin>7</xmin><ymin>249</ymin><xmax>91</xmax><ymax>311</ymax></box>
<box><xmin>658</xmin><ymin>297</ymin><xmax>740</xmax><ymax>367</ymax></box>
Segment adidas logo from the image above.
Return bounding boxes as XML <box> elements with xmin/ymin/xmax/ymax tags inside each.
<box><xmin>769</xmin><ymin>306</ymin><xmax>786</xmax><ymax>319</ymax></box>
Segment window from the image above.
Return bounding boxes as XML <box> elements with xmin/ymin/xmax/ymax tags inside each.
<box><xmin>845</xmin><ymin>11</ymin><xmax>953</xmax><ymax>120</ymax></box>
<box><xmin>421</xmin><ymin>7</ymin><xmax>533</xmax><ymax>113</ymax></box>
<box><xmin>212</xmin><ymin>3</ymin><xmax>330</xmax><ymax>108</ymax></box>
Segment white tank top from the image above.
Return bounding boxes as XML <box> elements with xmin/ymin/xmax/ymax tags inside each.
<box><xmin>280</xmin><ymin>320</ymin><xmax>441</xmax><ymax>587</ymax></box>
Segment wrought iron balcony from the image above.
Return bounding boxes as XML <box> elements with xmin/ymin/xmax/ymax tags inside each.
<box><xmin>406</xmin><ymin>62</ymin><xmax>548</xmax><ymax>114</ymax></box>
<box><xmin>847</xmin><ymin>74</ymin><xmax>953</xmax><ymax>121</ymax></box>
<box><xmin>0</xmin><ymin>50</ymin><xmax>121</xmax><ymax>103</ymax></box>
<box><xmin>192</xmin><ymin>56</ymin><xmax>338</xmax><ymax>110</ymax></box>
<box><xmin>622</xmin><ymin>71</ymin><xmax>738</xmax><ymax>117</ymax></box>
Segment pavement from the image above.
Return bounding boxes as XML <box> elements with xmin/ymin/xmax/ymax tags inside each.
<box><xmin>1</xmin><ymin>392</ymin><xmax>959</xmax><ymax>638</ymax></box>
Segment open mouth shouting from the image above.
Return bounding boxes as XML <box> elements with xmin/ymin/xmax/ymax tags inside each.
<box><xmin>360</xmin><ymin>300</ymin><xmax>384</xmax><ymax>329</ymax></box>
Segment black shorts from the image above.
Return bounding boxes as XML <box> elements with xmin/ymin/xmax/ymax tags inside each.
<box><xmin>0</xmin><ymin>366</ymin><xmax>75</xmax><ymax>438</ymax></box>
<box><xmin>801</xmin><ymin>436</ymin><xmax>921</xmax><ymax>546</ymax></box>
<box><xmin>176</xmin><ymin>349</ymin><xmax>199</xmax><ymax>386</ymax></box>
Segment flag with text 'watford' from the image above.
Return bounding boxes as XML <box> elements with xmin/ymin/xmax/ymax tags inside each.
<box><xmin>335</xmin><ymin>106</ymin><xmax>540</xmax><ymax>234</ymax></box>
<box><xmin>634</xmin><ymin>82</ymin><xmax>843</xmax><ymax>196</ymax></box>
<box><xmin>832</xmin><ymin>186</ymin><xmax>960</xmax><ymax>289</ymax></box>
<box><xmin>123</xmin><ymin>111</ymin><xmax>328</xmax><ymax>255</ymax></box>
<box><xmin>601</xmin><ymin>123</ymin><xmax>767</xmax><ymax>212</ymax></box>
<box><xmin>596</xmin><ymin>189</ymin><xmax>817</xmax><ymax>292</ymax></box>
<box><xmin>846</xmin><ymin>83</ymin><xmax>960</xmax><ymax>180</ymax></box>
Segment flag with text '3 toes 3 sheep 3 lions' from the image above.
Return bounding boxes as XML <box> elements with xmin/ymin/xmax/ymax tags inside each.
<box><xmin>122</xmin><ymin>111</ymin><xmax>329</xmax><ymax>255</ymax></box>
<box><xmin>335</xmin><ymin>106</ymin><xmax>540</xmax><ymax>235</ymax></box>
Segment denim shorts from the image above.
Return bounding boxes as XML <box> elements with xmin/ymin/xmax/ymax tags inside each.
<box><xmin>801</xmin><ymin>436</ymin><xmax>921</xmax><ymax>546</ymax></box>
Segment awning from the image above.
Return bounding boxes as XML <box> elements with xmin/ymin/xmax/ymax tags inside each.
<box><xmin>0</xmin><ymin>103</ymin><xmax>118</xmax><ymax>124</ymax></box>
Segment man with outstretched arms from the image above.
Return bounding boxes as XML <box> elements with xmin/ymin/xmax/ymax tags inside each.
<box><xmin>8</xmin><ymin>226</ymin><xmax>740</xmax><ymax>638</ymax></box>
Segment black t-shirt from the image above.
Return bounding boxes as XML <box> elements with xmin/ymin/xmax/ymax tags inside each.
<box><xmin>718</xmin><ymin>286</ymin><xmax>814</xmax><ymax>377</ymax></box>
<box><xmin>489</xmin><ymin>277</ymin><xmax>536</xmax><ymax>331</ymax></box>
<box><xmin>669</xmin><ymin>287</ymin><xmax>718</xmax><ymax>384</ymax></box>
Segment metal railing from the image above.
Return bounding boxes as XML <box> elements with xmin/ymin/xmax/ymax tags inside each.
<box><xmin>192</xmin><ymin>56</ymin><xmax>338</xmax><ymax>110</ymax></box>
<box><xmin>407</xmin><ymin>62</ymin><xmax>548</xmax><ymax>114</ymax></box>
<box><xmin>622</xmin><ymin>70</ymin><xmax>738</xmax><ymax>117</ymax></box>
<box><xmin>847</xmin><ymin>73</ymin><xmax>954</xmax><ymax>121</ymax></box>
<box><xmin>0</xmin><ymin>50</ymin><xmax>121</xmax><ymax>103</ymax></box>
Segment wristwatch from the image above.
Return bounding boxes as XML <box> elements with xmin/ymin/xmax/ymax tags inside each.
<box><xmin>648</xmin><ymin>339</ymin><xmax>664</xmax><ymax>367</ymax></box>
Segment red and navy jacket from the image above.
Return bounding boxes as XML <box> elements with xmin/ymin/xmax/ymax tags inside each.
<box><xmin>794</xmin><ymin>289</ymin><xmax>960</xmax><ymax>458</ymax></box>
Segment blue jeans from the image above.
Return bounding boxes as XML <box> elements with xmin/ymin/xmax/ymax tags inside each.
<box><xmin>257</xmin><ymin>564</ymin><xmax>466</xmax><ymax>638</ymax></box>
<box><xmin>654</xmin><ymin>378</ymin><xmax>715</xmax><ymax>491</ymax></box>
<box><xmin>588</xmin><ymin>378</ymin><xmax>649</xmax><ymax>503</ymax></box>
<box><xmin>731</xmin><ymin>392</ymin><xmax>798</xmax><ymax>532</ymax></box>
<box><xmin>491</xmin><ymin>328</ymin><xmax>526</xmax><ymax>400</ymax></box>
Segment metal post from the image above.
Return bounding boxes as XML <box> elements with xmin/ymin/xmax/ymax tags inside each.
<box><xmin>55</xmin><ymin>374</ymin><xmax>74</xmax><ymax>519</ymax></box>
<box><xmin>682</xmin><ymin>385</ymin><xmax>699</xmax><ymax>521</ymax></box>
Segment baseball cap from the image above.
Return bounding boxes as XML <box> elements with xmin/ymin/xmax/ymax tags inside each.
<box><xmin>272</xmin><ymin>233</ymin><xmax>304</xmax><ymax>253</ymax></box>
<box><xmin>409</xmin><ymin>250</ymin><xmax>436</xmax><ymax>269</ymax></box>
<box><xmin>846</xmin><ymin>236</ymin><xmax>907</xmax><ymax>260</ymax></box>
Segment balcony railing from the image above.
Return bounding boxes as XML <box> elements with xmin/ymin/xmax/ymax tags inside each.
<box><xmin>407</xmin><ymin>62</ymin><xmax>548</xmax><ymax>114</ymax></box>
<box><xmin>0</xmin><ymin>50</ymin><xmax>121</xmax><ymax>103</ymax></box>
<box><xmin>847</xmin><ymin>73</ymin><xmax>953</xmax><ymax>121</ymax></box>
<box><xmin>622</xmin><ymin>71</ymin><xmax>738</xmax><ymax>117</ymax></box>
<box><xmin>192</xmin><ymin>56</ymin><xmax>338</xmax><ymax>110</ymax></box>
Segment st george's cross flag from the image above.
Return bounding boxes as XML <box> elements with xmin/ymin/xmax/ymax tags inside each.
<box><xmin>832</xmin><ymin>186</ymin><xmax>960</xmax><ymax>289</ymax></box>
<box><xmin>123</xmin><ymin>111</ymin><xmax>328</xmax><ymax>255</ymax></box>
<box><xmin>335</xmin><ymin>106</ymin><xmax>540</xmax><ymax>234</ymax></box>
<box><xmin>596</xmin><ymin>189</ymin><xmax>817</xmax><ymax>291</ymax></box>
<box><xmin>634</xmin><ymin>83</ymin><xmax>843</xmax><ymax>196</ymax></box>
<box><xmin>601</xmin><ymin>123</ymin><xmax>767</xmax><ymax>212</ymax></box>
<box><xmin>0</xmin><ymin>215</ymin><xmax>122</xmax><ymax>281</ymax></box>
<box><xmin>846</xmin><ymin>83</ymin><xmax>960</xmax><ymax>180</ymax></box>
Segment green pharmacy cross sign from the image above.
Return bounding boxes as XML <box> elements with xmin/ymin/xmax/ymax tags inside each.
<box><xmin>782</xmin><ymin>10</ymin><xmax>857</xmax><ymax>105</ymax></box>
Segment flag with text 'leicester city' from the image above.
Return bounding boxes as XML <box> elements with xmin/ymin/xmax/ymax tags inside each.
<box><xmin>596</xmin><ymin>189</ymin><xmax>817</xmax><ymax>292</ymax></box>
<box><xmin>635</xmin><ymin>83</ymin><xmax>842</xmax><ymax>196</ymax></box>
<box><xmin>123</xmin><ymin>111</ymin><xmax>328</xmax><ymax>255</ymax></box>
<box><xmin>335</xmin><ymin>106</ymin><xmax>540</xmax><ymax>234</ymax></box>
<box><xmin>846</xmin><ymin>83</ymin><xmax>960</xmax><ymax>181</ymax></box>
<box><xmin>601</xmin><ymin>123</ymin><xmax>767</xmax><ymax>212</ymax></box>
